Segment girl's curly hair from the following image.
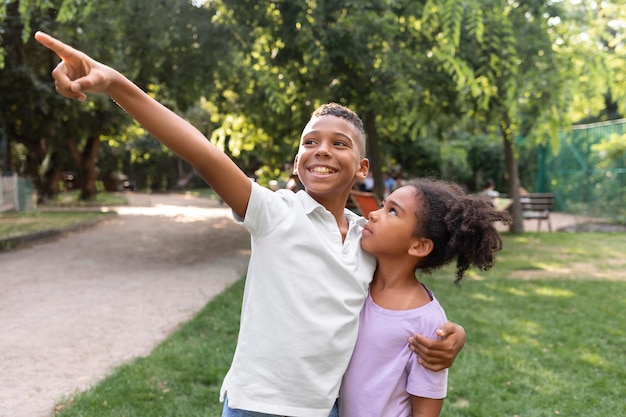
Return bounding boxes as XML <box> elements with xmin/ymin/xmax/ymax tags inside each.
<box><xmin>406</xmin><ymin>178</ymin><xmax>512</xmax><ymax>285</ymax></box>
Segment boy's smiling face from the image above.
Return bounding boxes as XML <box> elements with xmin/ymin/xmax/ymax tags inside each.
<box><xmin>294</xmin><ymin>115</ymin><xmax>369</xmax><ymax>202</ymax></box>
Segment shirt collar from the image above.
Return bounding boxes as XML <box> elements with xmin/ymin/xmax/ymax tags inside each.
<box><xmin>296</xmin><ymin>190</ymin><xmax>365</xmax><ymax>226</ymax></box>
<box><xmin>296</xmin><ymin>190</ymin><xmax>325</xmax><ymax>214</ymax></box>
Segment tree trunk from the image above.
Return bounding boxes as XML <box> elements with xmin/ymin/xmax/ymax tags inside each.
<box><xmin>69</xmin><ymin>136</ymin><xmax>101</xmax><ymax>201</ymax></box>
<box><xmin>42</xmin><ymin>151</ymin><xmax>62</xmax><ymax>198</ymax></box>
<box><xmin>364</xmin><ymin>110</ymin><xmax>384</xmax><ymax>200</ymax></box>
<box><xmin>1</xmin><ymin>128</ymin><xmax>12</xmax><ymax>173</ymax></box>
<box><xmin>23</xmin><ymin>140</ymin><xmax>49</xmax><ymax>204</ymax></box>
<box><xmin>501</xmin><ymin>126</ymin><xmax>524</xmax><ymax>233</ymax></box>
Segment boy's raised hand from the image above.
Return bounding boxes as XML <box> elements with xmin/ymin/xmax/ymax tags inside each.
<box><xmin>35</xmin><ymin>31</ymin><xmax>113</xmax><ymax>101</ymax></box>
<box><xmin>408</xmin><ymin>322</ymin><xmax>466</xmax><ymax>371</ymax></box>
<box><xmin>35</xmin><ymin>31</ymin><xmax>253</xmax><ymax>218</ymax></box>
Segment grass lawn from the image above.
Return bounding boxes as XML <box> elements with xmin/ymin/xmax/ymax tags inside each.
<box><xmin>0</xmin><ymin>211</ymin><xmax>116</xmax><ymax>246</ymax></box>
<box><xmin>0</xmin><ymin>191</ymin><xmax>125</xmax><ymax>250</ymax></box>
<box><xmin>44</xmin><ymin>190</ymin><xmax>129</xmax><ymax>208</ymax></box>
<box><xmin>50</xmin><ymin>231</ymin><xmax>626</xmax><ymax>416</ymax></box>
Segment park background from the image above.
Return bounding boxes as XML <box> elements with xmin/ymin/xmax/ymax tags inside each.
<box><xmin>1</xmin><ymin>0</ymin><xmax>625</xmax><ymax>232</ymax></box>
<box><xmin>1</xmin><ymin>1</ymin><xmax>625</xmax><ymax>416</ymax></box>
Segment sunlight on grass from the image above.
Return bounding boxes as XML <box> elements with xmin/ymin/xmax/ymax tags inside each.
<box><xmin>47</xmin><ymin>190</ymin><xmax>128</xmax><ymax>207</ymax></box>
<box><xmin>469</xmin><ymin>292</ymin><xmax>495</xmax><ymax>302</ymax></box>
<box><xmin>502</xmin><ymin>319</ymin><xmax>541</xmax><ymax>346</ymax></box>
<box><xmin>512</xmin><ymin>264</ymin><xmax>545</xmax><ymax>271</ymax></box>
<box><xmin>502</xmin><ymin>332</ymin><xmax>539</xmax><ymax>346</ymax></box>
<box><xmin>532</xmin><ymin>261</ymin><xmax>565</xmax><ymax>270</ymax></box>
<box><xmin>563</xmin><ymin>247</ymin><xmax>590</xmax><ymax>255</ymax></box>
<box><xmin>450</xmin><ymin>397</ymin><xmax>470</xmax><ymax>409</ymax></box>
<box><xmin>504</xmin><ymin>287</ymin><xmax>528</xmax><ymax>296</ymax></box>
<box><xmin>509</xmin><ymin>236</ymin><xmax>531</xmax><ymax>243</ymax></box>
<box><xmin>464</xmin><ymin>270</ymin><xmax>486</xmax><ymax>281</ymax></box>
<box><xmin>534</xmin><ymin>286</ymin><xmax>575</xmax><ymax>297</ymax></box>
<box><xmin>517</xmin><ymin>319</ymin><xmax>541</xmax><ymax>335</ymax></box>
<box><xmin>0</xmin><ymin>211</ymin><xmax>114</xmax><ymax>240</ymax></box>
<box><xmin>579</xmin><ymin>351</ymin><xmax>608</xmax><ymax>367</ymax></box>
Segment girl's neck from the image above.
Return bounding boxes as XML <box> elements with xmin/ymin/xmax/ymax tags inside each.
<box><xmin>370</xmin><ymin>261</ymin><xmax>431</xmax><ymax>310</ymax></box>
<box><xmin>372</xmin><ymin>257</ymin><xmax>417</xmax><ymax>285</ymax></box>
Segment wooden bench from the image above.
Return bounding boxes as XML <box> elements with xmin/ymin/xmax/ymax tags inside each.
<box><xmin>501</xmin><ymin>193</ymin><xmax>554</xmax><ymax>232</ymax></box>
<box><xmin>348</xmin><ymin>190</ymin><xmax>381</xmax><ymax>218</ymax></box>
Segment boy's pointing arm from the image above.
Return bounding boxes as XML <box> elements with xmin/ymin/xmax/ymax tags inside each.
<box><xmin>34</xmin><ymin>31</ymin><xmax>251</xmax><ymax>217</ymax></box>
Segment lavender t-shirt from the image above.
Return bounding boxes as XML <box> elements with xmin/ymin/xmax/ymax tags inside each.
<box><xmin>339</xmin><ymin>289</ymin><xmax>448</xmax><ymax>417</ymax></box>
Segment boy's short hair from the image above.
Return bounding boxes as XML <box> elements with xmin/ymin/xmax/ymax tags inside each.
<box><xmin>312</xmin><ymin>103</ymin><xmax>367</xmax><ymax>157</ymax></box>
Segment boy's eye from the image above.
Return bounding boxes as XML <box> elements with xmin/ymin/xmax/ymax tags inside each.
<box><xmin>334</xmin><ymin>140</ymin><xmax>348</xmax><ymax>147</ymax></box>
<box><xmin>389</xmin><ymin>208</ymin><xmax>398</xmax><ymax>216</ymax></box>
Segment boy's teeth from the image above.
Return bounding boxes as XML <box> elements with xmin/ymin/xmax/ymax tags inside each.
<box><xmin>312</xmin><ymin>167</ymin><xmax>334</xmax><ymax>174</ymax></box>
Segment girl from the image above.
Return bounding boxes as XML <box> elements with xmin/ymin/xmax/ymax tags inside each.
<box><xmin>340</xmin><ymin>179</ymin><xmax>512</xmax><ymax>417</ymax></box>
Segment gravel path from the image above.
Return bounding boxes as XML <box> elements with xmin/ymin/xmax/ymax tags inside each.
<box><xmin>0</xmin><ymin>193</ymin><xmax>250</xmax><ymax>417</ymax></box>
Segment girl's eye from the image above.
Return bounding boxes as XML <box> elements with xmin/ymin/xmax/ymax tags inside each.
<box><xmin>389</xmin><ymin>208</ymin><xmax>398</xmax><ymax>216</ymax></box>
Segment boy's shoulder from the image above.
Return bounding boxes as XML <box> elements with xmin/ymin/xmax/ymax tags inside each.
<box><xmin>249</xmin><ymin>183</ymin><xmax>364</xmax><ymax>226</ymax></box>
<box><xmin>250</xmin><ymin>182</ymin><xmax>316</xmax><ymax>214</ymax></box>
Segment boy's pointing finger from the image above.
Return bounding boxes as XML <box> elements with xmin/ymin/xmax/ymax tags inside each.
<box><xmin>34</xmin><ymin>31</ymin><xmax>75</xmax><ymax>60</ymax></box>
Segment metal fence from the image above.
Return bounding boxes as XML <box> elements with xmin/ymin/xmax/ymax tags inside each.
<box><xmin>0</xmin><ymin>174</ymin><xmax>18</xmax><ymax>212</ymax></box>
<box><xmin>0</xmin><ymin>174</ymin><xmax>35</xmax><ymax>212</ymax></box>
<box><xmin>538</xmin><ymin>118</ymin><xmax>626</xmax><ymax>220</ymax></box>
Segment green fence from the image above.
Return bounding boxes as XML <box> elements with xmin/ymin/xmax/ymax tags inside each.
<box><xmin>538</xmin><ymin>119</ymin><xmax>626</xmax><ymax>220</ymax></box>
<box><xmin>0</xmin><ymin>174</ymin><xmax>35</xmax><ymax>212</ymax></box>
<box><xmin>17</xmin><ymin>177</ymin><xmax>36</xmax><ymax>211</ymax></box>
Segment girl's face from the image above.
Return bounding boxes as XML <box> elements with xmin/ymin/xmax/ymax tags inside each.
<box><xmin>361</xmin><ymin>186</ymin><xmax>422</xmax><ymax>258</ymax></box>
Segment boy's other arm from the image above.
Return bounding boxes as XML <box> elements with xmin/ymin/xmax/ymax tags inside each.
<box><xmin>408</xmin><ymin>322</ymin><xmax>466</xmax><ymax>372</ymax></box>
<box><xmin>34</xmin><ymin>31</ymin><xmax>251</xmax><ymax>218</ymax></box>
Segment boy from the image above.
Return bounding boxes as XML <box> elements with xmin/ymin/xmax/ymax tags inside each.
<box><xmin>35</xmin><ymin>32</ymin><xmax>465</xmax><ymax>417</ymax></box>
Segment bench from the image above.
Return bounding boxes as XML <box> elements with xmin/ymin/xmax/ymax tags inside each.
<box><xmin>348</xmin><ymin>190</ymin><xmax>381</xmax><ymax>218</ymax></box>
<box><xmin>501</xmin><ymin>193</ymin><xmax>554</xmax><ymax>232</ymax></box>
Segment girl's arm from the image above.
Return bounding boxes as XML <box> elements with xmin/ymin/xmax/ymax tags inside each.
<box><xmin>34</xmin><ymin>31</ymin><xmax>251</xmax><ymax>218</ymax></box>
<box><xmin>412</xmin><ymin>396</ymin><xmax>443</xmax><ymax>417</ymax></box>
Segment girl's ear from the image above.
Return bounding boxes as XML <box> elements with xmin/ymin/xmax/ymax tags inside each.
<box><xmin>408</xmin><ymin>238</ymin><xmax>434</xmax><ymax>258</ymax></box>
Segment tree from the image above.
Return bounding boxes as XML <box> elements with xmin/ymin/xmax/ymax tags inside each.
<box><xmin>1</xmin><ymin>0</ymin><xmax>236</xmax><ymax>200</ymax></box>
<box><xmin>409</xmin><ymin>0</ymin><xmax>581</xmax><ymax>232</ymax></box>
<box><xmin>211</xmin><ymin>0</ymin><xmax>460</xmax><ymax>196</ymax></box>
<box><xmin>0</xmin><ymin>0</ymin><xmax>78</xmax><ymax>201</ymax></box>
<box><xmin>5</xmin><ymin>0</ymin><xmax>623</xmax><ymax>218</ymax></box>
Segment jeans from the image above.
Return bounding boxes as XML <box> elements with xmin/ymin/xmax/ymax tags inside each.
<box><xmin>221</xmin><ymin>397</ymin><xmax>339</xmax><ymax>417</ymax></box>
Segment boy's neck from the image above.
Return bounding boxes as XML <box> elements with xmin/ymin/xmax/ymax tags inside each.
<box><xmin>309</xmin><ymin>191</ymin><xmax>350</xmax><ymax>241</ymax></box>
<box><xmin>308</xmin><ymin>190</ymin><xmax>350</xmax><ymax>216</ymax></box>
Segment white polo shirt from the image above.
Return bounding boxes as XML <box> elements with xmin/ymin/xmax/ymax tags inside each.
<box><xmin>220</xmin><ymin>182</ymin><xmax>376</xmax><ymax>417</ymax></box>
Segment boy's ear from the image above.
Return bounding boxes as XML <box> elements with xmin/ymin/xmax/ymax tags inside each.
<box><xmin>357</xmin><ymin>158</ymin><xmax>370</xmax><ymax>179</ymax></box>
<box><xmin>408</xmin><ymin>238</ymin><xmax>434</xmax><ymax>258</ymax></box>
<box><xmin>292</xmin><ymin>155</ymin><xmax>299</xmax><ymax>174</ymax></box>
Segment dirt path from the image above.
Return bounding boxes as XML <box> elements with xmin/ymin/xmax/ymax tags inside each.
<box><xmin>0</xmin><ymin>193</ymin><xmax>251</xmax><ymax>417</ymax></box>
